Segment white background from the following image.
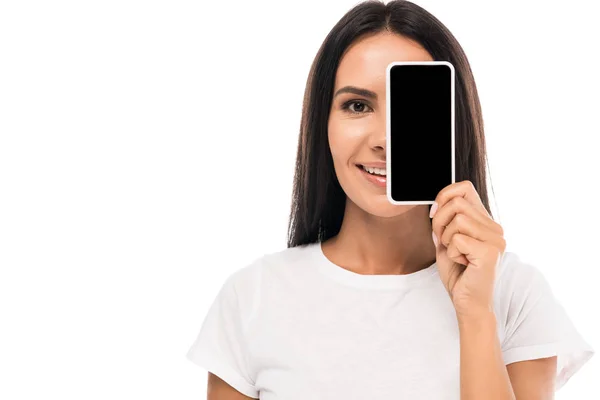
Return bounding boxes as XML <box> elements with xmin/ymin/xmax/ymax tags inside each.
<box><xmin>0</xmin><ymin>0</ymin><xmax>598</xmax><ymax>398</ymax></box>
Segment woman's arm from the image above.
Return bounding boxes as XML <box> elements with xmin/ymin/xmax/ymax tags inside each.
<box><xmin>207</xmin><ymin>373</ymin><xmax>257</xmax><ymax>400</ymax></box>
<box><xmin>458</xmin><ymin>311</ymin><xmax>556</xmax><ymax>400</ymax></box>
<box><xmin>506</xmin><ymin>356</ymin><xmax>557</xmax><ymax>400</ymax></box>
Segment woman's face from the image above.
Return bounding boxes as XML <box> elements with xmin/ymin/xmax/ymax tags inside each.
<box><xmin>328</xmin><ymin>32</ymin><xmax>434</xmax><ymax>218</ymax></box>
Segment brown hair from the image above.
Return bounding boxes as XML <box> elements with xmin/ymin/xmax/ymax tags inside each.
<box><xmin>287</xmin><ymin>0</ymin><xmax>495</xmax><ymax>248</ymax></box>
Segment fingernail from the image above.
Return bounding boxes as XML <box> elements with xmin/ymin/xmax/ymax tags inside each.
<box><xmin>432</xmin><ymin>231</ymin><xmax>438</xmax><ymax>247</ymax></box>
<box><xmin>429</xmin><ymin>202</ymin><xmax>438</xmax><ymax>218</ymax></box>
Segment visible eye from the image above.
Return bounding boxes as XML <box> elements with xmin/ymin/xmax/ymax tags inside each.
<box><xmin>341</xmin><ymin>100</ymin><xmax>373</xmax><ymax>115</ymax></box>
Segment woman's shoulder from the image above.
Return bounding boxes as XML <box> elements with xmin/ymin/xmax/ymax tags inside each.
<box><xmin>208</xmin><ymin>244</ymin><xmax>319</xmax><ymax>328</ymax></box>
<box><xmin>493</xmin><ymin>250</ymin><xmax>560</xmax><ymax>318</ymax></box>
<box><xmin>222</xmin><ymin>243</ymin><xmax>319</xmax><ymax>294</ymax></box>
<box><xmin>495</xmin><ymin>251</ymin><xmax>549</xmax><ymax>292</ymax></box>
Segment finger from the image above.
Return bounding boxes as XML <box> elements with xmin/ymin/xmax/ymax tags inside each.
<box><xmin>437</xmin><ymin>239</ymin><xmax>469</xmax><ymax>266</ymax></box>
<box><xmin>439</xmin><ymin>210</ymin><xmax>505</xmax><ymax>250</ymax></box>
<box><xmin>433</xmin><ymin>180</ymin><xmax>490</xmax><ymax>219</ymax></box>
<box><xmin>432</xmin><ymin>196</ymin><xmax>502</xmax><ymax>244</ymax></box>
<box><xmin>448</xmin><ymin>233</ymin><xmax>502</xmax><ymax>271</ymax></box>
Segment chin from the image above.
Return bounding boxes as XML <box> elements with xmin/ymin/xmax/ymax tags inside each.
<box><xmin>351</xmin><ymin>192</ymin><xmax>418</xmax><ymax>218</ymax></box>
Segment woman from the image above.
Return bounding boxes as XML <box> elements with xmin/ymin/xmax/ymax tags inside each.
<box><xmin>187</xmin><ymin>1</ymin><xmax>594</xmax><ymax>398</ymax></box>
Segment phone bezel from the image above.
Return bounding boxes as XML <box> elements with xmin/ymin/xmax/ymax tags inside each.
<box><xmin>385</xmin><ymin>61</ymin><xmax>456</xmax><ymax>205</ymax></box>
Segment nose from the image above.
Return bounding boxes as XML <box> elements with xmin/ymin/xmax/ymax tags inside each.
<box><xmin>368</xmin><ymin>119</ymin><xmax>386</xmax><ymax>153</ymax></box>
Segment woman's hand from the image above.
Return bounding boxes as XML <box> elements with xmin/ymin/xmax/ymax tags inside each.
<box><xmin>430</xmin><ymin>180</ymin><xmax>506</xmax><ymax>320</ymax></box>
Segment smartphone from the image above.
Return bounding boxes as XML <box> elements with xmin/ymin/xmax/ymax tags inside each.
<box><xmin>386</xmin><ymin>61</ymin><xmax>455</xmax><ymax>205</ymax></box>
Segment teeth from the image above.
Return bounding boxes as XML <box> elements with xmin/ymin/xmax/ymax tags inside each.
<box><xmin>362</xmin><ymin>165</ymin><xmax>386</xmax><ymax>176</ymax></box>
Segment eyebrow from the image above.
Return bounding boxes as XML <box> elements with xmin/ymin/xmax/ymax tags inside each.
<box><xmin>333</xmin><ymin>86</ymin><xmax>378</xmax><ymax>100</ymax></box>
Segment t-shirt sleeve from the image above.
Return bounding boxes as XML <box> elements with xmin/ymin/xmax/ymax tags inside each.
<box><xmin>499</xmin><ymin>255</ymin><xmax>595</xmax><ymax>392</ymax></box>
<box><xmin>186</xmin><ymin>272</ymin><xmax>259</xmax><ymax>398</ymax></box>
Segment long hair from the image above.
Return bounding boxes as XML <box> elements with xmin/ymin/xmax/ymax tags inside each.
<box><xmin>287</xmin><ymin>0</ymin><xmax>495</xmax><ymax>248</ymax></box>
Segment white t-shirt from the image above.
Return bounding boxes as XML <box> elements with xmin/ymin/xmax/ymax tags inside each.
<box><xmin>186</xmin><ymin>242</ymin><xmax>594</xmax><ymax>399</ymax></box>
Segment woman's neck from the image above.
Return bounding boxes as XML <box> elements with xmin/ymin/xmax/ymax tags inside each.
<box><xmin>321</xmin><ymin>198</ymin><xmax>436</xmax><ymax>276</ymax></box>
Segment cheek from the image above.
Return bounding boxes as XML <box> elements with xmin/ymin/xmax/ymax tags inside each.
<box><xmin>327</xmin><ymin>124</ymin><xmax>343</xmax><ymax>162</ymax></box>
<box><xmin>328</xmin><ymin>124</ymin><xmax>363</xmax><ymax>164</ymax></box>
<box><xmin>328</xmin><ymin>134</ymin><xmax>343</xmax><ymax>161</ymax></box>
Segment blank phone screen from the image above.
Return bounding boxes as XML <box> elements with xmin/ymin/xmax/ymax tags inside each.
<box><xmin>388</xmin><ymin>63</ymin><xmax>453</xmax><ymax>202</ymax></box>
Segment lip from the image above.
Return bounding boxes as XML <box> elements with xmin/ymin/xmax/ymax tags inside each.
<box><xmin>357</xmin><ymin>161</ymin><xmax>387</xmax><ymax>169</ymax></box>
<box><xmin>357</xmin><ymin>164</ymin><xmax>386</xmax><ymax>188</ymax></box>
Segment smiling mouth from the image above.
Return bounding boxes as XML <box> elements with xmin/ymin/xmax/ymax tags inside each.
<box><xmin>356</xmin><ymin>164</ymin><xmax>387</xmax><ymax>188</ymax></box>
<box><xmin>357</xmin><ymin>164</ymin><xmax>387</xmax><ymax>177</ymax></box>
